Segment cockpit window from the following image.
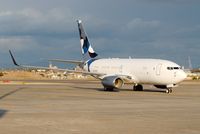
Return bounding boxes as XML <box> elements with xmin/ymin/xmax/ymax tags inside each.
<box><xmin>167</xmin><ymin>67</ymin><xmax>180</xmax><ymax>70</ymax></box>
<box><xmin>174</xmin><ymin>67</ymin><xmax>180</xmax><ymax>69</ymax></box>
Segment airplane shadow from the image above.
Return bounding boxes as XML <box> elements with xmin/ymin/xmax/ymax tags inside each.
<box><xmin>144</xmin><ymin>89</ymin><xmax>166</xmax><ymax>93</ymax></box>
<box><xmin>118</xmin><ymin>88</ymin><xmax>166</xmax><ymax>93</ymax></box>
<box><xmin>0</xmin><ymin>87</ymin><xmax>25</xmax><ymax>119</ymax></box>
<box><xmin>68</xmin><ymin>85</ymin><xmax>165</xmax><ymax>93</ymax></box>
<box><xmin>0</xmin><ymin>87</ymin><xmax>25</xmax><ymax>100</ymax></box>
<box><xmin>0</xmin><ymin>109</ymin><xmax>7</xmax><ymax>118</ymax></box>
<box><xmin>67</xmin><ymin>85</ymin><xmax>120</xmax><ymax>92</ymax></box>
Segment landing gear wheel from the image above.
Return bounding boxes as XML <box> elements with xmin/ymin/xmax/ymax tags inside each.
<box><xmin>166</xmin><ymin>88</ymin><xmax>172</xmax><ymax>93</ymax></box>
<box><xmin>104</xmin><ymin>87</ymin><xmax>114</xmax><ymax>91</ymax></box>
<box><xmin>133</xmin><ymin>85</ymin><xmax>143</xmax><ymax>91</ymax></box>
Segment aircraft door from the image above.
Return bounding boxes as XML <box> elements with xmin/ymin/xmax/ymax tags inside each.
<box><xmin>156</xmin><ymin>64</ymin><xmax>162</xmax><ymax>75</ymax></box>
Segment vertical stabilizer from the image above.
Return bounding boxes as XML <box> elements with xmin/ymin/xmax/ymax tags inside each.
<box><xmin>77</xmin><ymin>20</ymin><xmax>98</xmax><ymax>59</ymax></box>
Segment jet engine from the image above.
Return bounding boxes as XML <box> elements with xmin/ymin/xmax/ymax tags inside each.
<box><xmin>101</xmin><ymin>76</ymin><xmax>124</xmax><ymax>89</ymax></box>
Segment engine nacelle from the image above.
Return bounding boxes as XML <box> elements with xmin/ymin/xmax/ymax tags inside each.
<box><xmin>101</xmin><ymin>76</ymin><xmax>124</xmax><ymax>89</ymax></box>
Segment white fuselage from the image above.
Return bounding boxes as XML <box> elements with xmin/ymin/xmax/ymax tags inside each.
<box><xmin>84</xmin><ymin>58</ymin><xmax>186</xmax><ymax>86</ymax></box>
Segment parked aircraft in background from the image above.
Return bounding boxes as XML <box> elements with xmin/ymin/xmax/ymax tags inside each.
<box><xmin>9</xmin><ymin>20</ymin><xmax>187</xmax><ymax>93</ymax></box>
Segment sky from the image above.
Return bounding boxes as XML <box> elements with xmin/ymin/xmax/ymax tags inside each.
<box><xmin>0</xmin><ymin>0</ymin><xmax>200</xmax><ymax>68</ymax></box>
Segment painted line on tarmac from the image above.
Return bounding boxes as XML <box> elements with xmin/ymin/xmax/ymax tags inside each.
<box><xmin>0</xmin><ymin>81</ymin><xmax>68</xmax><ymax>85</ymax></box>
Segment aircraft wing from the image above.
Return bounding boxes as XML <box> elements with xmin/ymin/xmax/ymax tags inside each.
<box><xmin>16</xmin><ymin>64</ymin><xmax>104</xmax><ymax>76</ymax></box>
<box><xmin>48</xmin><ymin>59</ymin><xmax>84</xmax><ymax>65</ymax></box>
<box><xmin>9</xmin><ymin>50</ymin><xmax>134</xmax><ymax>82</ymax></box>
<box><xmin>9</xmin><ymin>50</ymin><xmax>104</xmax><ymax>77</ymax></box>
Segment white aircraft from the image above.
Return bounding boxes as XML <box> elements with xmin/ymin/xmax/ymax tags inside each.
<box><xmin>9</xmin><ymin>20</ymin><xmax>187</xmax><ymax>93</ymax></box>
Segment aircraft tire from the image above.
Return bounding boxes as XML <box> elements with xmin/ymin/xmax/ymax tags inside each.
<box><xmin>133</xmin><ymin>85</ymin><xmax>143</xmax><ymax>91</ymax></box>
<box><xmin>104</xmin><ymin>87</ymin><xmax>114</xmax><ymax>91</ymax></box>
<box><xmin>166</xmin><ymin>88</ymin><xmax>172</xmax><ymax>93</ymax></box>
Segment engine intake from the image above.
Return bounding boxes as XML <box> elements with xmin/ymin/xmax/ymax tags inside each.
<box><xmin>101</xmin><ymin>76</ymin><xmax>124</xmax><ymax>89</ymax></box>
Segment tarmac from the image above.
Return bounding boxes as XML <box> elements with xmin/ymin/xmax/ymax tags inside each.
<box><xmin>0</xmin><ymin>80</ymin><xmax>200</xmax><ymax>134</ymax></box>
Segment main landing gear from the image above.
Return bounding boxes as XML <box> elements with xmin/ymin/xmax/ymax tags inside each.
<box><xmin>104</xmin><ymin>87</ymin><xmax>114</xmax><ymax>91</ymax></box>
<box><xmin>133</xmin><ymin>84</ymin><xmax>143</xmax><ymax>91</ymax></box>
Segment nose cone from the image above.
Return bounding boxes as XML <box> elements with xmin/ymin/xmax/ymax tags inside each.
<box><xmin>178</xmin><ymin>71</ymin><xmax>187</xmax><ymax>82</ymax></box>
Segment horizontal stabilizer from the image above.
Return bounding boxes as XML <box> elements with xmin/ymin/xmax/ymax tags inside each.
<box><xmin>48</xmin><ymin>59</ymin><xmax>84</xmax><ymax>65</ymax></box>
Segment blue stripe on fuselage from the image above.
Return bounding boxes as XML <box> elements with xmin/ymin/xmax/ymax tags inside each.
<box><xmin>87</xmin><ymin>59</ymin><xmax>97</xmax><ymax>72</ymax></box>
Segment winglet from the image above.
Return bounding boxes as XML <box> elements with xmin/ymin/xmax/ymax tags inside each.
<box><xmin>9</xmin><ymin>50</ymin><xmax>19</xmax><ymax>66</ymax></box>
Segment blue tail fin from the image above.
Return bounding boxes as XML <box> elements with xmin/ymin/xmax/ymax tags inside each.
<box><xmin>77</xmin><ymin>20</ymin><xmax>98</xmax><ymax>59</ymax></box>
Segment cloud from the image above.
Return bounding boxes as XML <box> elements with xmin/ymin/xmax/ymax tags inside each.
<box><xmin>0</xmin><ymin>36</ymin><xmax>38</xmax><ymax>52</ymax></box>
<box><xmin>0</xmin><ymin>0</ymin><xmax>199</xmax><ymax>67</ymax></box>
<box><xmin>136</xmin><ymin>0</ymin><xmax>199</xmax><ymax>4</ymax></box>
<box><xmin>115</xmin><ymin>18</ymin><xmax>161</xmax><ymax>42</ymax></box>
<box><xmin>0</xmin><ymin>8</ymin><xmax>80</xmax><ymax>57</ymax></box>
<box><xmin>126</xmin><ymin>18</ymin><xmax>160</xmax><ymax>30</ymax></box>
<box><xmin>0</xmin><ymin>8</ymin><xmax>76</xmax><ymax>36</ymax></box>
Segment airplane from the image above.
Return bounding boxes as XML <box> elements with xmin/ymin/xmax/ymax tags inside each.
<box><xmin>9</xmin><ymin>20</ymin><xmax>187</xmax><ymax>93</ymax></box>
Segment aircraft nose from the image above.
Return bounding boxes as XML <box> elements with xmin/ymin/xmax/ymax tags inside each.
<box><xmin>179</xmin><ymin>71</ymin><xmax>187</xmax><ymax>81</ymax></box>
